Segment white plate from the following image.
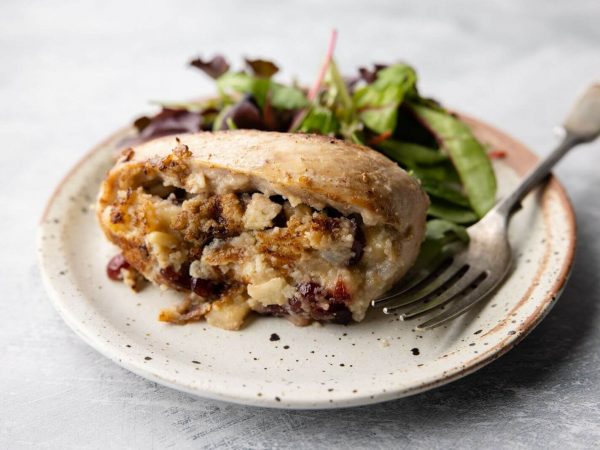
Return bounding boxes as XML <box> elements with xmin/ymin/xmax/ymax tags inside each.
<box><xmin>37</xmin><ymin>117</ymin><xmax>576</xmax><ymax>409</ymax></box>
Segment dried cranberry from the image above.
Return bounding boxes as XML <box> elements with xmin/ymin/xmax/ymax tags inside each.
<box><xmin>323</xmin><ymin>207</ymin><xmax>343</xmax><ymax>218</ymax></box>
<box><xmin>168</xmin><ymin>187</ymin><xmax>187</xmax><ymax>205</ymax></box>
<box><xmin>297</xmin><ymin>281</ymin><xmax>322</xmax><ymax>302</ymax></box>
<box><xmin>290</xmin><ymin>280</ymin><xmax>354</xmax><ymax>325</ymax></box>
<box><xmin>191</xmin><ymin>277</ymin><xmax>211</xmax><ymax>297</ymax></box>
<box><xmin>160</xmin><ymin>265</ymin><xmax>192</xmax><ymax>290</ymax></box>
<box><xmin>331</xmin><ymin>278</ymin><xmax>351</xmax><ymax>302</ymax></box>
<box><xmin>271</xmin><ymin>209</ymin><xmax>288</xmax><ymax>228</ymax></box>
<box><xmin>348</xmin><ymin>215</ymin><xmax>365</xmax><ymax>266</ymax></box>
<box><xmin>329</xmin><ymin>305</ymin><xmax>353</xmax><ymax>325</ymax></box>
<box><xmin>309</xmin><ymin>304</ymin><xmax>330</xmax><ymax>321</ymax></box>
<box><xmin>262</xmin><ymin>304</ymin><xmax>288</xmax><ymax>317</ymax></box>
<box><xmin>288</xmin><ymin>296</ymin><xmax>304</xmax><ymax>314</ymax></box>
<box><xmin>269</xmin><ymin>195</ymin><xmax>286</xmax><ymax>205</ymax></box>
<box><xmin>107</xmin><ymin>254</ymin><xmax>130</xmax><ymax>281</ymax></box>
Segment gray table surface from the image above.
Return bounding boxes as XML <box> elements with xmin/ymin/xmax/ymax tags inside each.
<box><xmin>2</xmin><ymin>0</ymin><xmax>599</xmax><ymax>448</ymax></box>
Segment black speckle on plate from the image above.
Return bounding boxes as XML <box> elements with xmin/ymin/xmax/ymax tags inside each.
<box><xmin>411</xmin><ymin>348</ymin><xmax>420</xmax><ymax>356</ymax></box>
<box><xmin>144</xmin><ymin>356</ymin><xmax>152</xmax><ymax>361</ymax></box>
<box><xmin>269</xmin><ymin>333</ymin><xmax>280</xmax><ymax>342</ymax></box>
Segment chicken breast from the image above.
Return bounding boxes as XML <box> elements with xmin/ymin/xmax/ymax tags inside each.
<box><xmin>97</xmin><ymin>131</ymin><xmax>429</xmax><ymax>330</ymax></box>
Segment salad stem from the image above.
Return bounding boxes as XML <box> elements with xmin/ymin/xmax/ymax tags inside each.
<box><xmin>289</xmin><ymin>29</ymin><xmax>338</xmax><ymax>131</ymax></box>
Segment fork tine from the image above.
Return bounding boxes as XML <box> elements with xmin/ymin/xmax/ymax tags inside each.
<box><xmin>371</xmin><ymin>259</ymin><xmax>450</xmax><ymax>307</ymax></box>
<box><xmin>416</xmin><ymin>276</ymin><xmax>499</xmax><ymax>330</ymax></box>
<box><xmin>401</xmin><ymin>271</ymin><xmax>487</xmax><ymax>320</ymax></box>
<box><xmin>382</xmin><ymin>260</ymin><xmax>466</xmax><ymax>314</ymax></box>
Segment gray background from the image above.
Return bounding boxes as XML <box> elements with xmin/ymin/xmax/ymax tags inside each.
<box><xmin>2</xmin><ymin>0</ymin><xmax>600</xmax><ymax>448</ymax></box>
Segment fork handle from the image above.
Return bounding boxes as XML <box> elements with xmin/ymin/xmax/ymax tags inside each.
<box><xmin>493</xmin><ymin>83</ymin><xmax>600</xmax><ymax>220</ymax></box>
<box><xmin>492</xmin><ymin>132</ymin><xmax>580</xmax><ymax>219</ymax></box>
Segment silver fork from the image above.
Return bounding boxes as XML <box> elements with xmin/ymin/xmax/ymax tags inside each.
<box><xmin>372</xmin><ymin>83</ymin><xmax>600</xmax><ymax>330</ymax></box>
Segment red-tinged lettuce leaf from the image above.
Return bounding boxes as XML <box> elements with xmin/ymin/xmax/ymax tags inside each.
<box><xmin>358</xmin><ymin>64</ymin><xmax>388</xmax><ymax>83</ymax></box>
<box><xmin>132</xmin><ymin>108</ymin><xmax>204</xmax><ymax>143</ymax></box>
<box><xmin>344</xmin><ymin>75</ymin><xmax>361</xmax><ymax>92</ymax></box>
<box><xmin>245</xmin><ymin>58</ymin><xmax>279</xmax><ymax>78</ymax></box>
<box><xmin>409</xmin><ymin>103</ymin><xmax>497</xmax><ymax>217</ymax></box>
<box><xmin>190</xmin><ymin>55</ymin><xmax>230</xmax><ymax>79</ymax></box>
<box><xmin>262</xmin><ymin>94</ymin><xmax>295</xmax><ymax>131</ymax></box>
<box><xmin>213</xmin><ymin>95</ymin><xmax>265</xmax><ymax>131</ymax></box>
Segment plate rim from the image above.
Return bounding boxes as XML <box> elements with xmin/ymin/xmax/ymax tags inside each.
<box><xmin>37</xmin><ymin>116</ymin><xmax>577</xmax><ymax>409</ymax></box>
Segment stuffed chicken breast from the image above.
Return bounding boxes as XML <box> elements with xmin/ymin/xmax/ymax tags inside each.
<box><xmin>97</xmin><ymin>131</ymin><xmax>429</xmax><ymax>330</ymax></box>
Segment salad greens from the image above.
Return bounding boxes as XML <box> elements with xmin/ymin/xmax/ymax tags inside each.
<box><xmin>353</xmin><ymin>64</ymin><xmax>417</xmax><ymax>134</ymax></box>
<box><xmin>409</xmin><ymin>103</ymin><xmax>497</xmax><ymax>217</ymax></box>
<box><xmin>133</xmin><ymin>39</ymin><xmax>497</xmax><ymax>262</ymax></box>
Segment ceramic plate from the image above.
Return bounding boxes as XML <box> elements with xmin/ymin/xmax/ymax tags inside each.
<box><xmin>37</xmin><ymin>116</ymin><xmax>576</xmax><ymax>409</ymax></box>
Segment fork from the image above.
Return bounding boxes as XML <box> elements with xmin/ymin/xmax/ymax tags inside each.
<box><xmin>372</xmin><ymin>83</ymin><xmax>600</xmax><ymax>330</ymax></box>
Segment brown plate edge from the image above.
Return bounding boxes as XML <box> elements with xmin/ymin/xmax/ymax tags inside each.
<box><xmin>396</xmin><ymin>114</ymin><xmax>578</xmax><ymax>398</ymax></box>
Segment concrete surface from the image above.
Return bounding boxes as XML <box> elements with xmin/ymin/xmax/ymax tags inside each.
<box><xmin>1</xmin><ymin>0</ymin><xmax>599</xmax><ymax>448</ymax></box>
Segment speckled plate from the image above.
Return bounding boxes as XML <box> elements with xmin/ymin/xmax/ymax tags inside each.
<box><xmin>37</xmin><ymin>116</ymin><xmax>576</xmax><ymax>409</ymax></box>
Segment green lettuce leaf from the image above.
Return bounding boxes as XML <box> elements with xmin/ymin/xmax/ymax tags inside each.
<box><xmin>409</xmin><ymin>219</ymin><xmax>469</xmax><ymax>275</ymax></box>
<box><xmin>299</xmin><ymin>59</ymin><xmax>360</xmax><ymax>140</ymax></box>
<box><xmin>410</xmin><ymin>103</ymin><xmax>497</xmax><ymax>217</ymax></box>
<box><xmin>428</xmin><ymin>199</ymin><xmax>479</xmax><ymax>224</ymax></box>
<box><xmin>376</xmin><ymin>140</ymin><xmax>448</xmax><ymax>167</ymax></box>
<box><xmin>353</xmin><ymin>64</ymin><xmax>417</xmax><ymax>134</ymax></box>
<box><xmin>270</xmin><ymin>84</ymin><xmax>309</xmax><ymax>109</ymax></box>
<box><xmin>419</xmin><ymin>178</ymin><xmax>471</xmax><ymax>208</ymax></box>
<box><xmin>323</xmin><ymin>60</ymin><xmax>355</xmax><ymax>122</ymax></box>
<box><xmin>425</xmin><ymin>219</ymin><xmax>469</xmax><ymax>242</ymax></box>
<box><xmin>216</xmin><ymin>72</ymin><xmax>307</xmax><ymax>110</ymax></box>
<box><xmin>298</xmin><ymin>106</ymin><xmax>340</xmax><ymax>135</ymax></box>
